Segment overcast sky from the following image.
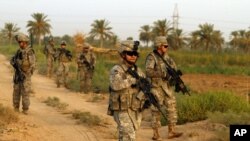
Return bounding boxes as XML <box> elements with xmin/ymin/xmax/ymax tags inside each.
<box><xmin>0</xmin><ymin>0</ymin><xmax>249</xmax><ymax>41</ymax></box>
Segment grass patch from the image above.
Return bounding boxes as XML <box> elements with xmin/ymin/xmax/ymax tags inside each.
<box><xmin>167</xmin><ymin>91</ymin><xmax>250</xmax><ymax>125</ymax></box>
<box><xmin>208</xmin><ymin>111</ymin><xmax>250</xmax><ymax>126</ymax></box>
<box><xmin>72</xmin><ymin>110</ymin><xmax>102</xmax><ymax>126</ymax></box>
<box><xmin>179</xmin><ymin>91</ymin><xmax>250</xmax><ymax>123</ymax></box>
<box><xmin>43</xmin><ymin>97</ymin><xmax>69</xmax><ymax>110</ymax></box>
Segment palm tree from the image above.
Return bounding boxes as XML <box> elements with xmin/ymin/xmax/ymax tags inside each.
<box><xmin>27</xmin><ymin>13</ymin><xmax>51</xmax><ymax>46</ymax></box>
<box><xmin>168</xmin><ymin>29</ymin><xmax>187</xmax><ymax>50</ymax></box>
<box><xmin>212</xmin><ymin>30</ymin><xmax>224</xmax><ymax>52</ymax></box>
<box><xmin>188</xmin><ymin>31</ymin><xmax>201</xmax><ymax>50</ymax></box>
<box><xmin>197</xmin><ymin>23</ymin><xmax>214</xmax><ymax>51</ymax></box>
<box><xmin>190</xmin><ymin>23</ymin><xmax>224</xmax><ymax>51</ymax></box>
<box><xmin>230</xmin><ymin>31</ymin><xmax>239</xmax><ymax>49</ymax></box>
<box><xmin>152</xmin><ymin>19</ymin><xmax>173</xmax><ymax>37</ymax></box>
<box><xmin>245</xmin><ymin>31</ymin><xmax>250</xmax><ymax>52</ymax></box>
<box><xmin>1</xmin><ymin>22</ymin><xmax>20</xmax><ymax>45</ymax></box>
<box><xmin>139</xmin><ymin>25</ymin><xmax>152</xmax><ymax>47</ymax></box>
<box><xmin>89</xmin><ymin>19</ymin><xmax>113</xmax><ymax>48</ymax></box>
<box><xmin>111</xmin><ymin>35</ymin><xmax>119</xmax><ymax>46</ymax></box>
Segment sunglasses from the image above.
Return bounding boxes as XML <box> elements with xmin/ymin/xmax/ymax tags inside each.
<box><xmin>125</xmin><ymin>51</ymin><xmax>139</xmax><ymax>57</ymax></box>
<box><xmin>163</xmin><ymin>45</ymin><xmax>169</xmax><ymax>48</ymax></box>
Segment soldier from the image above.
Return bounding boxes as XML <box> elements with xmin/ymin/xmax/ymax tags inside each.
<box><xmin>43</xmin><ymin>36</ymin><xmax>56</xmax><ymax>78</ymax></box>
<box><xmin>77</xmin><ymin>43</ymin><xmax>96</xmax><ymax>93</ymax></box>
<box><xmin>55</xmin><ymin>41</ymin><xmax>72</xmax><ymax>89</ymax></box>
<box><xmin>10</xmin><ymin>33</ymin><xmax>36</xmax><ymax>115</ymax></box>
<box><xmin>108</xmin><ymin>40</ymin><xmax>146</xmax><ymax>141</ymax></box>
<box><xmin>145</xmin><ymin>36</ymin><xmax>183</xmax><ymax>140</ymax></box>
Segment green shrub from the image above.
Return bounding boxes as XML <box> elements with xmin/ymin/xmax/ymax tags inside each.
<box><xmin>208</xmin><ymin>111</ymin><xmax>250</xmax><ymax>126</ymax></box>
<box><xmin>176</xmin><ymin>91</ymin><xmax>250</xmax><ymax>124</ymax></box>
<box><xmin>72</xmin><ymin>110</ymin><xmax>102</xmax><ymax>126</ymax></box>
<box><xmin>43</xmin><ymin>97</ymin><xmax>68</xmax><ymax>110</ymax></box>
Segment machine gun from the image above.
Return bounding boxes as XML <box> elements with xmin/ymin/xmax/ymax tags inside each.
<box><xmin>127</xmin><ymin>67</ymin><xmax>168</xmax><ymax>120</ymax></box>
<box><xmin>153</xmin><ymin>50</ymin><xmax>191</xmax><ymax>96</ymax></box>
<box><xmin>10</xmin><ymin>51</ymin><xmax>25</xmax><ymax>84</ymax></box>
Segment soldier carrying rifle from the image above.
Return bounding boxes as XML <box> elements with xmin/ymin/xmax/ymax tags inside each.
<box><xmin>43</xmin><ymin>36</ymin><xmax>56</xmax><ymax>78</ymax></box>
<box><xmin>55</xmin><ymin>41</ymin><xmax>72</xmax><ymax>89</ymax></box>
<box><xmin>108</xmin><ymin>40</ymin><xmax>149</xmax><ymax>141</ymax></box>
<box><xmin>145</xmin><ymin>36</ymin><xmax>184</xmax><ymax>140</ymax></box>
<box><xmin>76</xmin><ymin>43</ymin><xmax>96</xmax><ymax>94</ymax></box>
<box><xmin>10</xmin><ymin>33</ymin><xmax>36</xmax><ymax>115</ymax></box>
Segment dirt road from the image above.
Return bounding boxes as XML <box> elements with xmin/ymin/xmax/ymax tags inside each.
<box><xmin>0</xmin><ymin>54</ymin><xmax>249</xmax><ymax>141</ymax></box>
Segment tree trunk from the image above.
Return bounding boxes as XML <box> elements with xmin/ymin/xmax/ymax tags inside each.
<box><xmin>100</xmin><ymin>36</ymin><xmax>104</xmax><ymax>48</ymax></box>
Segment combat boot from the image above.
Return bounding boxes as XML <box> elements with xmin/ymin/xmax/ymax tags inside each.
<box><xmin>168</xmin><ymin>124</ymin><xmax>183</xmax><ymax>139</ymax></box>
<box><xmin>22</xmin><ymin>110</ymin><xmax>28</xmax><ymax>115</ymax></box>
<box><xmin>152</xmin><ymin>128</ymin><xmax>162</xmax><ymax>141</ymax></box>
<box><xmin>64</xmin><ymin>83</ymin><xmax>69</xmax><ymax>89</ymax></box>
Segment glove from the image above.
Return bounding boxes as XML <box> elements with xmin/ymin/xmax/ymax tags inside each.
<box><xmin>143</xmin><ymin>100</ymin><xmax>151</xmax><ymax>109</ymax></box>
<box><xmin>130</xmin><ymin>77</ymin><xmax>138</xmax><ymax>88</ymax></box>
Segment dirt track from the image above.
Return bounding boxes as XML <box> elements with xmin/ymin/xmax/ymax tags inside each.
<box><xmin>0</xmin><ymin>54</ymin><xmax>249</xmax><ymax>141</ymax></box>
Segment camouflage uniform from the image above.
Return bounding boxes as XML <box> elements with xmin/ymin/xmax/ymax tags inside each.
<box><xmin>145</xmin><ymin>36</ymin><xmax>182</xmax><ymax>140</ymax></box>
<box><xmin>108</xmin><ymin>40</ymin><xmax>146</xmax><ymax>141</ymax></box>
<box><xmin>11</xmin><ymin>33</ymin><xmax>36</xmax><ymax>114</ymax></box>
<box><xmin>77</xmin><ymin>43</ymin><xmax>96</xmax><ymax>93</ymax></box>
<box><xmin>55</xmin><ymin>41</ymin><xmax>72</xmax><ymax>88</ymax></box>
<box><xmin>43</xmin><ymin>37</ymin><xmax>56</xmax><ymax>78</ymax></box>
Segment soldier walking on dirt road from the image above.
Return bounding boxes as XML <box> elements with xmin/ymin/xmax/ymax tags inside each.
<box><xmin>145</xmin><ymin>36</ymin><xmax>183</xmax><ymax>140</ymax></box>
<box><xmin>76</xmin><ymin>43</ymin><xmax>96</xmax><ymax>94</ymax></box>
<box><xmin>10</xmin><ymin>33</ymin><xmax>36</xmax><ymax>115</ymax></box>
<box><xmin>43</xmin><ymin>36</ymin><xmax>56</xmax><ymax>78</ymax></box>
<box><xmin>55</xmin><ymin>41</ymin><xmax>72</xmax><ymax>89</ymax></box>
<box><xmin>108</xmin><ymin>40</ymin><xmax>147</xmax><ymax>141</ymax></box>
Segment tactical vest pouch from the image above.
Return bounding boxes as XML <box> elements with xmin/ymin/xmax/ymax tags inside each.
<box><xmin>21</xmin><ymin>57</ymin><xmax>30</xmax><ymax>72</ymax></box>
<box><xmin>111</xmin><ymin>93</ymin><xmax>120</xmax><ymax>110</ymax></box>
<box><xmin>60</xmin><ymin>54</ymin><xmax>69</xmax><ymax>62</ymax></box>
<box><xmin>119</xmin><ymin>94</ymin><xmax>128</xmax><ymax>110</ymax></box>
<box><xmin>131</xmin><ymin>91</ymin><xmax>144</xmax><ymax>110</ymax></box>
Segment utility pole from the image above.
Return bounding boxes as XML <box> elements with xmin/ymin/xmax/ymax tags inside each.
<box><xmin>173</xmin><ymin>3</ymin><xmax>179</xmax><ymax>31</ymax></box>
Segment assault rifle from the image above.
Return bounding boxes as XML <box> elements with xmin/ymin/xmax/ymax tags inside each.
<box><xmin>79</xmin><ymin>54</ymin><xmax>94</xmax><ymax>71</ymax></box>
<box><xmin>153</xmin><ymin>50</ymin><xmax>191</xmax><ymax>96</ymax></box>
<box><xmin>56</xmin><ymin>48</ymin><xmax>72</xmax><ymax>61</ymax></box>
<box><xmin>127</xmin><ymin>67</ymin><xmax>168</xmax><ymax>120</ymax></box>
<box><xmin>10</xmin><ymin>51</ymin><xmax>25</xmax><ymax>84</ymax></box>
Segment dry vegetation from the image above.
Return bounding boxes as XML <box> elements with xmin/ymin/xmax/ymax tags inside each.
<box><xmin>43</xmin><ymin>97</ymin><xmax>69</xmax><ymax>111</ymax></box>
<box><xmin>0</xmin><ymin>104</ymin><xmax>19</xmax><ymax>131</ymax></box>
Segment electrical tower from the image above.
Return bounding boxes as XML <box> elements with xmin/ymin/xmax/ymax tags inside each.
<box><xmin>173</xmin><ymin>3</ymin><xmax>179</xmax><ymax>31</ymax></box>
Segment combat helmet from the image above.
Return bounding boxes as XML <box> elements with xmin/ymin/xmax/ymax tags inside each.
<box><xmin>118</xmin><ymin>40</ymin><xmax>140</xmax><ymax>54</ymax></box>
<box><xmin>154</xmin><ymin>36</ymin><xmax>168</xmax><ymax>48</ymax></box>
<box><xmin>83</xmin><ymin>43</ymin><xmax>90</xmax><ymax>49</ymax></box>
<box><xmin>61</xmin><ymin>40</ymin><xmax>67</xmax><ymax>45</ymax></box>
<box><xmin>15</xmin><ymin>33</ymin><xmax>29</xmax><ymax>42</ymax></box>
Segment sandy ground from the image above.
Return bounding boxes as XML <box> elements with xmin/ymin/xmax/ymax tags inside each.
<box><xmin>0</xmin><ymin>54</ymin><xmax>249</xmax><ymax>141</ymax></box>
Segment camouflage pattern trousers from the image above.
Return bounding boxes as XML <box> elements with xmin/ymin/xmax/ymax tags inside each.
<box><xmin>113</xmin><ymin>110</ymin><xmax>141</xmax><ymax>141</ymax></box>
<box><xmin>150</xmin><ymin>87</ymin><xmax>178</xmax><ymax>128</ymax></box>
<box><xmin>56</xmin><ymin>62</ymin><xmax>70</xmax><ymax>86</ymax></box>
<box><xmin>79</xmin><ymin>68</ymin><xmax>93</xmax><ymax>93</ymax></box>
<box><xmin>46</xmin><ymin>54</ymin><xmax>54</xmax><ymax>78</ymax></box>
<box><xmin>13</xmin><ymin>75</ymin><xmax>31</xmax><ymax>110</ymax></box>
